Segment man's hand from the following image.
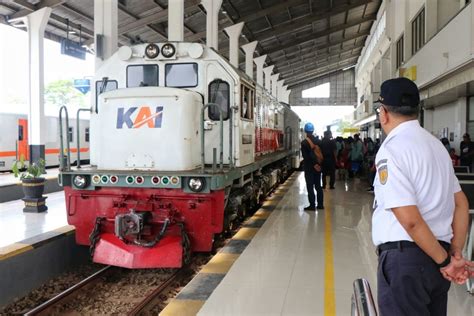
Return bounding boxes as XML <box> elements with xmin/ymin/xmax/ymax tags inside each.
<box><xmin>440</xmin><ymin>253</ymin><xmax>469</xmax><ymax>284</ymax></box>
<box><xmin>465</xmin><ymin>260</ymin><xmax>474</xmax><ymax>277</ymax></box>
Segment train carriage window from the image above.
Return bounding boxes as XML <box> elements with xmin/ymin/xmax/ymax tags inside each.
<box><xmin>95</xmin><ymin>79</ymin><xmax>118</xmax><ymax>113</ymax></box>
<box><xmin>208</xmin><ymin>79</ymin><xmax>230</xmax><ymax>121</ymax></box>
<box><xmin>240</xmin><ymin>85</ymin><xmax>254</xmax><ymax>120</ymax></box>
<box><xmin>85</xmin><ymin>128</ymin><xmax>90</xmax><ymax>142</ymax></box>
<box><xmin>68</xmin><ymin>127</ymin><xmax>73</xmax><ymax>142</ymax></box>
<box><xmin>165</xmin><ymin>63</ymin><xmax>198</xmax><ymax>88</ymax></box>
<box><xmin>127</xmin><ymin>64</ymin><xmax>159</xmax><ymax>88</ymax></box>
<box><xmin>18</xmin><ymin>125</ymin><xmax>23</xmax><ymax>141</ymax></box>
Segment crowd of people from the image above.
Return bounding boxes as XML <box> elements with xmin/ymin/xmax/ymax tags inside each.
<box><xmin>303</xmin><ymin>130</ymin><xmax>381</xmax><ymax>192</ymax></box>
<box><xmin>440</xmin><ymin>133</ymin><xmax>474</xmax><ymax>171</ymax></box>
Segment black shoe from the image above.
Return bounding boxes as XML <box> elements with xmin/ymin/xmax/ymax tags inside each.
<box><xmin>304</xmin><ymin>206</ymin><xmax>316</xmax><ymax>211</ymax></box>
<box><xmin>316</xmin><ymin>206</ymin><xmax>324</xmax><ymax>210</ymax></box>
<box><xmin>329</xmin><ymin>186</ymin><xmax>335</xmax><ymax>190</ymax></box>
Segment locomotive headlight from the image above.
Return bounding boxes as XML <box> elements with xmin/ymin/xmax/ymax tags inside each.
<box><xmin>145</xmin><ymin>43</ymin><xmax>160</xmax><ymax>59</ymax></box>
<box><xmin>161</xmin><ymin>43</ymin><xmax>176</xmax><ymax>58</ymax></box>
<box><xmin>188</xmin><ymin>177</ymin><xmax>205</xmax><ymax>192</ymax></box>
<box><xmin>73</xmin><ymin>175</ymin><xmax>88</xmax><ymax>189</ymax></box>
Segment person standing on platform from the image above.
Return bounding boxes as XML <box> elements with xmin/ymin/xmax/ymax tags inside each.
<box><xmin>460</xmin><ymin>133</ymin><xmax>474</xmax><ymax>171</ymax></box>
<box><xmin>320</xmin><ymin>131</ymin><xmax>337</xmax><ymax>189</ymax></box>
<box><xmin>372</xmin><ymin>77</ymin><xmax>470</xmax><ymax>316</ymax></box>
<box><xmin>301</xmin><ymin>123</ymin><xmax>324</xmax><ymax>211</ymax></box>
<box><xmin>349</xmin><ymin>134</ymin><xmax>363</xmax><ymax>178</ymax></box>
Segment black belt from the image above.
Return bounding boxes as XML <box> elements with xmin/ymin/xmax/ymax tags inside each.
<box><xmin>377</xmin><ymin>240</ymin><xmax>450</xmax><ymax>255</ymax></box>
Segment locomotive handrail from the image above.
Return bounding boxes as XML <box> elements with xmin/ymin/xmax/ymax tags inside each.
<box><xmin>351</xmin><ymin>278</ymin><xmax>378</xmax><ymax>316</ymax></box>
<box><xmin>76</xmin><ymin>108</ymin><xmax>92</xmax><ymax>169</ymax></box>
<box><xmin>201</xmin><ymin>103</ymin><xmax>224</xmax><ymax>173</ymax></box>
<box><xmin>58</xmin><ymin>106</ymin><xmax>71</xmax><ymax>171</ymax></box>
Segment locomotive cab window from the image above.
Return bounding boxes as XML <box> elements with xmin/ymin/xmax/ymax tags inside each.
<box><xmin>95</xmin><ymin>79</ymin><xmax>118</xmax><ymax>113</ymax></box>
<box><xmin>165</xmin><ymin>63</ymin><xmax>198</xmax><ymax>88</ymax></box>
<box><xmin>127</xmin><ymin>64</ymin><xmax>159</xmax><ymax>88</ymax></box>
<box><xmin>241</xmin><ymin>84</ymin><xmax>254</xmax><ymax>120</ymax></box>
<box><xmin>208</xmin><ymin>79</ymin><xmax>230</xmax><ymax>121</ymax></box>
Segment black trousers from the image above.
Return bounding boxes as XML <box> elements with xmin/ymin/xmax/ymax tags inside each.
<box><xmin>304</xmin><ymin>169</ymin><xmax>324</xmax><ymax>207</ymax></box>
<box><xmin>377</xmin><ymin>246</ymin><xmax>451</xmax><ymax>316</ymax></box>
<box><xmin>322</xmin><ymin>162</ymin><xmax>336</xmax><ymax>188</ymax></box>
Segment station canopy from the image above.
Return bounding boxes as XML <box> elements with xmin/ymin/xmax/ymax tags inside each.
<box><xmin>0</xmin><ymin>0</ymin><xmax>381</xmax><ymax>88</ymax></box>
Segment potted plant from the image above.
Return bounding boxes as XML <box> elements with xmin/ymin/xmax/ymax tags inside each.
<box><xmin>12</xmin><ymin>158</ymin><xmax>48</xmax><ymax>212</ymax></box>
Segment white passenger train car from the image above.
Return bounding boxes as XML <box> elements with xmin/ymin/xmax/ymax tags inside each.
<box><xmin>0</xmin><ymin>112</ymin><xmax>90</xmax><ymax>171</ymax></box>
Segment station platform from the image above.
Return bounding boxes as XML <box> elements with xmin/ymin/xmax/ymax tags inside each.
<box><xmin>0</xmin><ymin>191</ymin><xmax>70</xmax><ymax>253</ymax></box>
<box><xmin>0</xmin><ymin>168</ymin><xmax>61</xmax><ymax>203</ymax></box>
<box><xmin>162</xmin><ymin>172</ymin><xmax>474</xmax><ymax>316</ymax></box>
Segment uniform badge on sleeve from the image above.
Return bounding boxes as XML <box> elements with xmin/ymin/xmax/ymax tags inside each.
<box><xmin>377</xmin><ymin>160</ymin><xmax>388</xmax><ymax>185</ymax></box>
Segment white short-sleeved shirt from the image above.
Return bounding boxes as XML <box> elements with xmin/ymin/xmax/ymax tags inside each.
<box><xmin>372</xmin><ymin>120</ymin><xmax>462</xmax><ymax>246</ymax></box>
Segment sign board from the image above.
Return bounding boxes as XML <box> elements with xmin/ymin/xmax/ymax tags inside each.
<box><xmin>399</xmin><ymin>66</ymin><xmax>417</xmax><ymax>81</ymax></box>
<box><xmin>74</xmin><ymin>79</ymin><xmax>90</xmax><ymax>94</ymax></box>
<box><xmin>61</xmin><ymin>39</ymin><xmax>86</xmax><ymax>60</ymax></box>
<box><xmin>343</xmin><ymin>128</ymin><xmax>360</xmax><ymax>133</ymax></box>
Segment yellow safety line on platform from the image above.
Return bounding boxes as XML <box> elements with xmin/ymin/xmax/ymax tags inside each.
<box><xmin>324</xmin><ymin>191</ymin><xmax>336</xmax><ymax>316</ymax></box>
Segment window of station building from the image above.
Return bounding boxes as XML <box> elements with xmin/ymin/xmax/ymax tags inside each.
<box><xmin>241</xmin><ymin>84</ymin><xmax>254</xmax><ymax>120</ymax></box>
<box><xmin>411</xmin><ymin>8</ymin><xmax>425</xmax><ymax>55</ymax></box>
<box><xmin>126</xmin><ymin>64</ymin><xmax>159</xmax><ymax>88</ymax></box>
<box><xmin>396</xmin><ymin>35</ymin><xmax>404</xmax><ymax>69</ymax></box>
<box><xmin>85</xmin><ymin>127</ymin><xmax>90</xmax><ymax>142</ymax></box>
<box><xmin>95</xmin><ymin>79</ymin><xmax>118</xmax><ymax>113</ymax></box>
<box><xmin>68</xmin><ymin>127</ymin><xmax>73</xmax><ymax>143</ymax></box>
<box><xmin>302</xmin><ymin>82</ymin><xmax>330</xmax><ymax>98</ymax></box>
<box><xmin>208</xmin><ymin>79</ymin><xmax>230</xmax><ymax>121</ymax></box>
<box><xmin>165</xmin><ymin>63</ymin><xmax>198</xmax><ymax>88</ymax></box>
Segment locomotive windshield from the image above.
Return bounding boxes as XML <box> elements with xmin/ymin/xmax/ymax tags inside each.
<box><xmin>208</xmin><ymin>79</ymin><xmax>230</xmax><ymax>121</ymax></box>
<box><xmin>165</xmin><ymin>63</ymin><xmax>198</xmax><ymax>88</ymax></box>
<box><xmin>126</xmin><ymin>64</ymin><xmax>159</xmax><ymax>87</ymax></box>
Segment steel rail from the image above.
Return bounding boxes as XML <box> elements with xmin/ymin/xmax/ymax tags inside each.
<box><xmin>127</xmin><ymin>268</ymin><xmax>188</xmax><ymax>316</ymax></box>
<box><xmin>24</xmin><ymin>265</ymin><xmax>113</xmax><ymax>316</ymax></box>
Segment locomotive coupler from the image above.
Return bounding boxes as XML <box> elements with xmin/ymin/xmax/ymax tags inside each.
<box><xmin>115</xmin><ymin>209</ymin><xmax>149</xmax><ymax>240</ymax></box>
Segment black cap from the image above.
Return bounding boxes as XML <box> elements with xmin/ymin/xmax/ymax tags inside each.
<box><xmin>375</xmin><ymin>77</ymin><xmax>420</xmax><ymax>107</ymax></box>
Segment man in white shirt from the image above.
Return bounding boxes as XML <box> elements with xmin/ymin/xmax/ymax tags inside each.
<box><xmin>372</xmin><ymin>77</ymin><xmax>470</xmax><ymax>315</ymax></box>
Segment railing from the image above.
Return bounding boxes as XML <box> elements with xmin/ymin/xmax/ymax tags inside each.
<box><xmin>201</xmin><ymin>103</ymin><xmax>224</xmax><ymax>173</ymax></box>
<box><xmin>351</xmin><ymin>278</ymin><xmax>378</xmax><ymax>316</ymax></box>
<box><xmin>76</xmin><ymin>108</ymin><xmax>92</xmax><ymax>169</ymax></box>
<box><xmin>59</xmin><ymin>106</ymin><xmax>71</xmax><ymax>171</ymax></box>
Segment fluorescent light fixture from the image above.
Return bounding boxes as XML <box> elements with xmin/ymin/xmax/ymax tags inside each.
<box><xmin>342</xmin><ymin>65</ymin><xmax>356</xmax><ymax>71</ymax></box>
<box><xmin>353</xmin><ymin>114</ymin><xmax>377</xmax><ymax>126</ymax></box>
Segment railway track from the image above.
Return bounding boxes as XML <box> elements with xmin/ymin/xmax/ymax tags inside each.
<box><xmin>24</xmin><ymin>265</ymin><xmax>190</xmax><ymax>316</ymax></box>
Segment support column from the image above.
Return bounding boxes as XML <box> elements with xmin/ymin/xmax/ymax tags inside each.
<box><xmin>201</xmin><ymin>0</ymin><xmax>222</xmax><ymax>50</ymax></box>
<box><xmin>425</xmin><ymin>0</ymin><xmax>438</xmax><ymax>41</ymax></box>
<box><xmin>263</xmin><ymin>65</ymin><xmax>274</xmax><ymax>93</ymax></box>
<box><xmin>224</xmin><ymin>22</ymin><xmax>244</xmax><ymax>68</ymax></box>
<box><xmin>94</xmin><ymin>0</ymin><xmax>118</xmax><ymax>70</ymax></box>
<box><xmin>282</xmin><ymin>89</ymin><xmax>291</xmax><ymax>104</ymax></box>
<box><xmin>22</xmin><ymin>8</ymin><xmax>52</xmax><ymax>165</ymax></box>
<box><xmin>271</xmin><ymin>73</ymin><xmax>280</xmax><ymax>98</ymax></box>
<box><xmin>241</xmin><ymin>41</ymin><xmax>258</xmax><ymax>79</ymax></box>
<box><xmin>168</xmin><ymin>0</ymin><xmax>184</xmax><ymax>41</ymax></box>
<box><xmin>254</xmin><ymin>54</ymin><xmax>267</xmax><ymax>87</ymax></box>
<box><xmin>277</xmin><ymin>80</ymin><xmax>285</xmax><ymax>101</ymax></box>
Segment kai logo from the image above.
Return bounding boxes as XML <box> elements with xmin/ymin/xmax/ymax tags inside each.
<box><xmin>116</xmin><ymin>106</ymin><xmax>163</xmax><ymax>129</ymax></box>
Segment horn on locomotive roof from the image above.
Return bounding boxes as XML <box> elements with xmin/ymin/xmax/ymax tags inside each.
<box><xmin>241</xmin><ymin>41</ymin><xmax>258</xmax><ymax>79</ymax></box>
<box><xmin>201</xmin><ymin>0</ymin><xmax>222</xmax><ymax>50</ymax></box>
<box><xmin>224</xmin><ymin>22</ymin><xmax>244</xmax><ymax>68</ymax></box>
<box><xmin>168</xmin><ymin>0</ymin><xmax>184</xmax><ymax>41</ymax></box>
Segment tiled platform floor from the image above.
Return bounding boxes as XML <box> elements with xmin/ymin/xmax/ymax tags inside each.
<box><xmin>196</xmin><ymin>173</ymin><xmax>473</xmax><ymax>316</ymax></box>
